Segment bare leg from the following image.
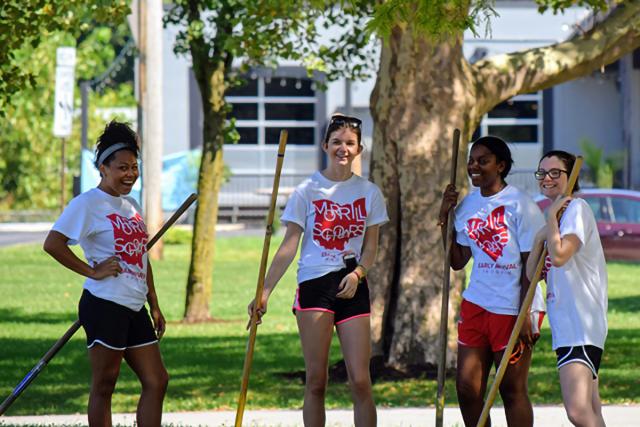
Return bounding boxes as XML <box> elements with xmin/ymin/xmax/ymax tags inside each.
<box><xmin>494</xmin><ymin>346</ymin><xmax>533</xmax><ymax>427</ymax></box>
<box><xmin>559</xmin><ymin>363</ymin><xmax>605</xmax><ymax>427</ymax></box>
<box><xmin>591</xmin><ymin>377</ymin><xmax>606</xmax><ymax>427</ymax></box>
<box><xmin>88</xmin><ymin>345</ymin><xmax>124</xmax><ymax>427</ymax></box>
<box><xmin>297</xmin><ymin>311</ymin><xmax>335</xmax><ymax>427</ymax></box>
<box><xmin>456</xmin><ymin>346</ymin><xmax>493</xmax><ymax>427</ymax></box>
<box><xmin>336</xmin><ymin>316</ymin><xmax>376</xmax><ymax>427</ymax></box>
<box><xmin>124</xmin><ymin>343</ymin><xmax>169</xmax><ymax>427</ymax></box>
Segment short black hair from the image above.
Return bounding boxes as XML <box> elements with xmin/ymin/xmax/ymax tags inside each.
<box><xmin>471</xmin><ymin>135</ymin><xmax>514</xmax><ymax>179</ymax></box>
<box><xmin>540</xmin><ymin>150</ymin><xmax>581</xmax><ymax>192</ymax></box>
<box><xmin>93</xmin><ymin>120</ymin><xmax>139</xmax><ymax>169</ymax></box>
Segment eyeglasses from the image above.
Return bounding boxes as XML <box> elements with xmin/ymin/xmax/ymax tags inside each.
<box><xmin>534</xmin><ymin>168</ymin><xmax>568</xmax><ymax>180</ymax></box>
<box><xmin>329</xmin><ymin>116</ymin><xmax>362</xmax><ymax>129</ymax></box>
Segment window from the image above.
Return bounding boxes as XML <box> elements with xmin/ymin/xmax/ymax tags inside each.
<box><xmin>265</xmin><ymin>127</ymin><xmax>315</xmax><ymax>145</ymax></box>
<box><xmin>230</xmin><ymin>103</ymin><xmax>258</xmax><ymax>120</ymax></box>
<box><xmin>474</xmin><ymin>93</ymin><xmax>543</xmax><ymax>144</ymax></box>
<box><xmin>583</xmin><ymin>196</ymin><xmax>610</xmax><ymax>222</ymax></box>
<box><xmin>236</xmin><ymin>127</ymin><xmax>258</xmax><ymax>145</ymax></box>
<box><xmin>610</xmin><ymin>197</ymin><xmax>640</xmax><ymax>223</ymax></box>
<box><xmin>225</xmin><ymin>73</ymin><xmax>319</xmax><ymax>145</ymax></box>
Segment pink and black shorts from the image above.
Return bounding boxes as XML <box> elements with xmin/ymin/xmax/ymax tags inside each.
<box><xmin>292</xmin><ymin>267</ymin><xmax>370</xmax><ymax>325</ymax></box>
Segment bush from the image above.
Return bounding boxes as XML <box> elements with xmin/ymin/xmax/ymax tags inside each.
<box><xmin>162</xmin><ymin>227</ymin><xmax>193</xmax><ymax>245</ymax></box>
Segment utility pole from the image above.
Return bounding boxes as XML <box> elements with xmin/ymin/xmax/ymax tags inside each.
<box><xmin>345</xmin><ymin>79</ymin><xmax>362</xmax><ymax>176</ymax></box>
<box><xmin>138</xmin><ymin>0</ymin><xmax>164</xmax><ymax>259</ymax></box>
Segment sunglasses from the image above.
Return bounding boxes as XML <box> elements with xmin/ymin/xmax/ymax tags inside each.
<box><xmin>534</xmin><ymin>168</ymin><xmax>568</xmax><ymax>180</ymax></box>
<box><xmin>329</xmin><ymin>116</ymin><xmax>362</xmax><ymax>129</ymax></box>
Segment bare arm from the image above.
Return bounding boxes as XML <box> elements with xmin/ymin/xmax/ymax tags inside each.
<box><xmin>248</xmin><ymin>223</ymin><xmax>303</xmax><ymax>323</ymax></box>
<box><xmin>43</xmin><ymin>230</ymin><xmax>121</xmax><ymax>280</ymax></box>
<box><xmin>519</xmin><ymin>251</ymin><xmax>535</xmax><ymax>347</ymax></box>
<box><xmin>438</xmin><ymin>184</ymin><xmax>472</xmax><ymax>270</ymax></box>
<box><xmin>526</xmin><ymin>226</ymin><xmax>547</xmax><ymax>281</ymax></box>
<box><xmin>146</xmin><ymin>262</ymin><xmax>166</xmax><ymax>339</ymax></box>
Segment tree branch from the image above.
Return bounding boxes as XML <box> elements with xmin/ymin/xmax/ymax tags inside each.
<box><xmin>472</xmin><ymin>1</ymin><xmax>640</xmax><ymax>104</ymax></box>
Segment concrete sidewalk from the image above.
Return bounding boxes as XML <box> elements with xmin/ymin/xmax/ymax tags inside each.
<box><xmin>2</xmin><ymin>406</ymin><xmax>639</xmax><ymax>426</ymax></box>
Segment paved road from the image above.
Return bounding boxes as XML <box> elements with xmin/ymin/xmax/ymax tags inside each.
<box><xmin>0</xmin><ymin>231</ymin><xmax>48</xmax><ymax>248</ymax></box>
<box><xmin>0</xmin><ymin>223</ymin><xmax>268</xmax><ymax>249</ymax></box>
<box><xmin>1</xmin><ymin>406</ymin><xmax>639</xmax><ymax>426</ymax></box>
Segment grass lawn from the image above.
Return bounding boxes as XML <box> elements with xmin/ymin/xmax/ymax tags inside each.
<box><xmin>0</xmin><ymin>236</ymin><xmax>638</xmax><ymax>415</ymax></box>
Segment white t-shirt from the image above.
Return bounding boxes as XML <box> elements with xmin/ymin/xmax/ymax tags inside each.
<box><xmin>52</xmin><ymin>188</ymin><xmax>149</xmax><ymax>311</ymax></box>
<box><xmin>281</xmin><ymin>171</ymin><xmax>389</xmax><ymax>284</ymax></box>
<box><xmin>545</xmin><ymin>198</ymin><xmax>608</xmax><ymax>350</ymax></box>
<box><xmin>455</xmin><ymin>185</ymin><xmax>546</xmax><ymax>315</ymax></box>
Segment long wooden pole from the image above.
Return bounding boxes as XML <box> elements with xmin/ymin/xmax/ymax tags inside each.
<box><xmin>435</xmin><ymin>128</ymin><xmax>461</xmax><ymax>427</ymax></box>
<box><xmin>476</xmin><ymin>157</ymin><xmax>583</xmax><ymax>427</ymax></box>
<box><xmin>235</xmin><ymin>130</ymin><xmax>288</xmax><ymax>427</ymax></box>
<box><xmin>0</xmin><ymin>193</ymin><xmax>198</xmax><ymax>416</ymax></box>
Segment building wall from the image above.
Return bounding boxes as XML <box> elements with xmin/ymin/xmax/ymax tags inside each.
<box><xmin>163</xmin><ymin>23</ymin><xmax>191</xmax><ymax>155</ymax></box>
<box><xmin>552</xmin><ymin>74</ymin><xmax>622</xmax><ymax>156</ymax></box>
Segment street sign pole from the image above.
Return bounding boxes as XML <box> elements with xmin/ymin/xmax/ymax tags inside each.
<box><xmin>53</xmin><ymin>47</ymin><xmax>76</xmax><ymax>211</ymax></box>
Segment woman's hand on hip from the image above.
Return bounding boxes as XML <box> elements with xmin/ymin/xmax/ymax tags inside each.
<box><xmin>151</xmin><ymin>306</ymin><xmax>166</xmax><ymax>339</ymax></box>
<box><xmin>336</xmin><ymin>272</ymin><xmax>359</xmax><ymax>299</ymax></box>
<box><xmin>91</xmin><ymin>256</ymin><xmax>122</xmax><ymax>280</ymax></box>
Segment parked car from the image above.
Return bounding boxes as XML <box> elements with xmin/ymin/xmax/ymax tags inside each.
<box><xmin>535</xmin><ymin>188</ymin><xmax>640</xmax><ymax>262</ymax></box>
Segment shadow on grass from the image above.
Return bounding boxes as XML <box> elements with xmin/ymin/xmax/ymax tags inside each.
<box><xmin>527</xmin><ymin>327</ymin><xmax>640</xmax><ymax>404</ymax></box>
<box><xmin>608</xmin><ymin>295</ymin><xmax>640</xmax><ymax>314</ymax></box>
<box><xmin>0</xmin><ymin>332</ymin><xmax>306</xmax><ymax>416</ymax></box>
<box><xmin>0</xmin><ymin>308</ymin><xmax>77</xmax><ymax>325</ymax></box>
<box><xmin>1</xmin><ymin>326</ymin><xmax>638</xmax><ymax>414</ymax></box>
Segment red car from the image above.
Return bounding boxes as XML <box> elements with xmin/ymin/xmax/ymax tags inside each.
<box><xmin>535</xmin><ymin>188</ymin><xmax>640</xmax><ymax>262</ymax></box>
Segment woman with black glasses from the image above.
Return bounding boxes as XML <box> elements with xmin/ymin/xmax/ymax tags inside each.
<box><xmin>248</xmin><ymin>113</ymin><xmax>388</xmax><ymax>427</ymax></box>
<box><xmin>527</xmin><ymin>150</ymin><xmax>608</xmax><ymax>427</ymax></box>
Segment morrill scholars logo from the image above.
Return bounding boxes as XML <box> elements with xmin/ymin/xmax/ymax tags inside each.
<box><xmin>107</xmin><ymin>213</ymin><xmax>148</xmax><ymax>268</ymax></box>
<box><xmin>312</xmin><ymin>198</ymin><xmax>366</xmax><ymax>250</ymax></box>
<box><xmin>467</xmin><ymin>206</ymin><xmax>509</xmax><ymax>261</ymax></box>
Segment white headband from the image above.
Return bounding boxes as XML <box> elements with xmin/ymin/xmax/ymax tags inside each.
<box><xmin>97</xmin><ymin>143</ymin><xmax>131</xmax><ymax>166</ymax></box>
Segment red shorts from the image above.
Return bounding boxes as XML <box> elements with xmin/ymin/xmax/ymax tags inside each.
<box><xmin>458</xmin><ymin>299</ymin><xmax>544</xmax><ymax>353</ymax></box>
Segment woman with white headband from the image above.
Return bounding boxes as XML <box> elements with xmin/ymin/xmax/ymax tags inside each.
<box><xmin>43</xmin><ymin>120</ymin><xmax>168</xmax><ymax>426</ymax></box>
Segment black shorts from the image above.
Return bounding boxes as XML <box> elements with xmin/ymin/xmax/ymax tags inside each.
<box><xmin>293</xmin><ymin>267</ymin><xmax>370</xmax><ymax>325</ymax></box>
<box><xmin>556</xmin><ymin>345</ymin><xmax>603</xmax><ymax>380</ymax></box>
<box><xmin>78</xmin><ymin>289</ymin><xmax>157</xmax><ymax>350</ymax></box>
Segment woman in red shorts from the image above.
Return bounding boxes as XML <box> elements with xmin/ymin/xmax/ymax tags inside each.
<box><xmin>439</xmin><ymin>136</ymin><xmax>545</xmax><ymax>427</ymax></box>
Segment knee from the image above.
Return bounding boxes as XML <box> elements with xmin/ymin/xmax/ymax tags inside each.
<box><xmin>498</xmin><ymin>380</ymin><xmax>528</xmax><ymax>405</ymax></box>
<box><xmin>92</xmin><ymin>370</ymin><xmax>119</xmax><ymax>397</ymax></box>
<box><xmin>565</xmin><ymin>402</ymin><xmax>592</xmax><ymax>426</ymax></box>
<box><xmin>305</xmin><ymin>371</ymin><xmax>327</xmax><ymax>397</ymax></box>
<box><xmin>141</xmin><ymin>368</ymin><xmax>169</xmax><ymax>396</ymax></box>
<box><xmin>456</xmin><ymin>378</ymin><xmax>483</xmax><ymax>405</ymax></box>
<box><xmin>348</xmin><ymin>373</ymin><xmax>372</xmax><ymax>400</ymax></box>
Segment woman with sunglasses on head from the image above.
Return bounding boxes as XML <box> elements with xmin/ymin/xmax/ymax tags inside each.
<box><xmin>438</xmin><ymin>136</ymin><xmax>546</xmax><ymax>427</ymax></box>
<box><xmin>527</xmin><ymin>151</ymin><xmax>607</xmax><ymax>427</ymax></box>
<box><xmin>43</xmin><ymin>121</ymin><xmax>168</xmax><ymax>426</ymax></box>
<box><xmin>248</xmin><ymin>113</ymin><xmax>388</xmax><ymax>427</ymax></box>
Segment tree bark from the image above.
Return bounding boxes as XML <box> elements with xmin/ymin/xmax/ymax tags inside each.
<box><xmin>369</xmin><ymin>27</ymin><xmax>477</xmax><ymax>370</ymax></box>
<box><xmin>369</xmin><ymin>1</ymin><xmax>640</xmax><ymax>371</ymax></box>
<box><xmin>184</xmin><ymin>59</ymin><xmax>227</xmax><ymax>322</ymax></box>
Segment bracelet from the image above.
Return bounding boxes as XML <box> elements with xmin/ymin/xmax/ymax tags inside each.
<box><xmin>356</xmin><ymin>264</ymin><xmax>368</xmax><ymax>278</ymax></box>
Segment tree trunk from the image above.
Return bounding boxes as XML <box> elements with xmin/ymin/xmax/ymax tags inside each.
<box><xmin>369</xmin><ymin>26</ymin><xmax>482</xmax><ymax>370</ymax></box>
<box><xmin>184</xmin><ymin>61</ymin><xmax>227</xmax><ymax>322</ymax></box>
<box><xmin>369</xmin><ymin>1</ymin><xmax>640</xmax><ymax>371</ymax></box>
